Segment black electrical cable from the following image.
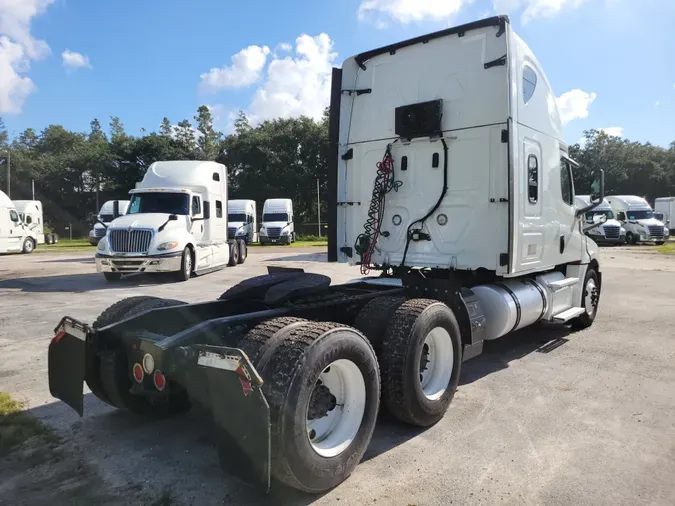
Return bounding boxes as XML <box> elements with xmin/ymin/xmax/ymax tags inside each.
<box><xmin>400</xmin><ymin>137</ymin><xmax>449</xmax><ymax>267</ymax></box>
<box><xmin>355</xmin><ymin>141</ymin><xmax>402</xmax><ymax>275</ymax></box>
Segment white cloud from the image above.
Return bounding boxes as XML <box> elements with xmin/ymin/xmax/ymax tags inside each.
<box><xmin>0</xmin><ymin>0</ymin><xmax>55</xmax><ymax>114</ymax></box>
<box><xmin>493</xmin><ymin>0</ymin><xmax>588</xmax><ymax>24</ymax></box>
<box><xmin>0</xmin><ymin>37</ymin><xmax>35</xmax><ymax>114</ymax></box>
<box><xmin>61</xmin><ymin>49</ymin><xmax>92</xmax><ymax>70</ymax></box>
<box><xmin>556</xmin><ymin>89</ymin><xmax>597</xmax><ymax>126</ymax></box>
<box><xmin>200</xmin><ymin>45</ymin><xmax>271</xmax><ymax>91</ymax></box>
<box><xmin>278</xmin><ymin>43</ymin><xmax>292</xmax><ymax>52</ymax></box>
<box><xmin>358</xmin><ymin>0</ymin><xmax>465</xmax><ymax>25</ymax></box>
<box><xmin>599</xmin><ymin>126</ymin><xmax>623</xmax><ymax>137</ymax></box>
<box><xmin>654</xmin><ymin>100</ymin><xmax>660</xmax><ymax>108</ymax></box>
<box><xmin>244</xmin><ymin>33</ymin><xmax>337</xmax><ymax>124</ymax></box>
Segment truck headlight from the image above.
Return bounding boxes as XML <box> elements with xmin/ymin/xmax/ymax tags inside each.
<box><xmin>97</xmin><ymin>238</ymin><xmax>107</xmax><ymax>251</ymax></box>
<box><xmin>260</xmin><ymin>228</ymin><xmax>267</xmax><ymax>236</ymax></box>
<box><xmin>281</xmin><ymin>228</ymin><xmax>290</xmax><ymax>235</ymax></box>
<box><xmin>236</xmin><ymin>227</ymin><xmax>246</xmax><ymax>236</ymax></box>
<box><xmin>665</xmin><ymin>228</ymin><xmax>670</xmax><ymax>236</ymax></box>
<box><xmin>157</xmin><ymin>241</ymin><xmax>179</xmax><ymax>251</ymax></box>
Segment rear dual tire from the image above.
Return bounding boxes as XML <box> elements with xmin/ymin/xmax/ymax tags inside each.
<box><xmin>90</xmin><ymin>296</ymin><xmax>190</xmax><ymax>415</ymax></box>
<box><xmin>238</xmin><ymin>319</ymin><xmax>380</xmax><ymax>493</ymax></box>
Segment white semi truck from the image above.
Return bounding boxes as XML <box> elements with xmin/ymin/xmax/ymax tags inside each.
<box><xmin>12</xmin><ymin>200</ymin><xmax>45</xmax><ymax>246</ymax></box>
<box><xmin>1</xmin><ymin>191</ymin><xmax>40</xmax><ymax>253</ymax></box>
<box><xmin>49</xmin><ymin>16</ymin><xmax>605</xmax><ymax>495</ymax></box>
<box><xmin>260</xmin><ymin>198</ymin><xmax>295</xmax><ymax>244</ymax></box>
<box><xmin>606</xmin><ymin>195</ymin><xmax>669</xmax><ymax>245</ymax></box>
<box><xmin>654</xmin><ymin>197</ymin><xmax>675</xmax><ymax>233</ymax></box>
<box><xmin>95</xmin><ymin>161</ymin><xmax>247</xmax><ymax>281</ymax></box>
<box><xmin>575</xmin><ymin>195</ymin><xmax>625</xmax><ymax>245</ymax></box>
<box><xmin>227</xmin><ymin>199</ymin><xmax>258</xmax><ymax>244</ymax></box>
<box><xmin>89</xmin><ymin>200</ymin><xmax>130</xmax><ymax>245</ymax></box>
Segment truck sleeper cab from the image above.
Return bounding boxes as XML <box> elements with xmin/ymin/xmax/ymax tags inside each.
<box><xmin>227</xmin><ymin>199</ymin><xmax>258</xmax><ymax>244</ymax></box>
<box><xmin>95</xmin><ymin>161</ymin><xmax>247</xmax><ymax>281</ymax></box>
<box><xmin>13</xmin><ymin>200</ymin><xmax>45</xmax><ymax>246</ymax></box>
<box><xmin>89</xmin><ymin>200</ymin><xmax>130</xmax><ymax>245</ymax></box>
<box><xmin>260</xmin><ymin>198</ymin><xmax>294</xmax><ymax>245</ymax></box>
<box><xmin>654</xmin><ymin>197</ymin><xmax>675</xmax><ymax>234</ymax></box>
<box><xmin>606</xmin><ymin>195</ymin><xmax>669</xmax><ymax>245</ymax></box>
<box><xmin>1</xmin><ymin>191</ymin><xmax>38</xmax><ymax>254</ymax></box>
<box><xmin>49</xmin><ymin>15</ymin><xmax>605</xmax><ymax>496</ymax></box>
<box><xmin>575</xmin><ymin>195</ymin><xmax>625</xmax><ymax>245</ymax></box>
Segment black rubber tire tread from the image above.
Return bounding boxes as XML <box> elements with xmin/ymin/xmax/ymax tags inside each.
<box><xmin>228</xmin><ymin>241</ymin><xmax>239</xmax><ymax>267</ymax></box>
<box><xmin>570</xmin><ymin>268</ymin><xmax>600</xmax><ymax>330</ymax></box>
<box><xmin>263</xmin><ymin>273</ymin><xmax>331</xmax><ymax>305</ymax></box>
<box><xmin>379</xmin><ymin>298</ymin><xmax>462</xmax><ymax>427</ymax></box>
<box><xmin>218</xmin><ymin>272</ymin><xmax>303</xmax><ymax>301</ymax></box>
<box><xmin>93</xmin><ymin>296</ymin><xmax>186</xmax><ymax>330</ymax></box>
<box><xmin>237</xmin><ymin>239</ymin><xmax>247</xmax><ymax>264</ymax></box>
<box><xmin>263</xmin><ymin>321</ymin><xmax>379</xmax><ymax>492</ymax></box>
<box><xmin>51</xmin><ymin>233</ymin><xmax>59</xmax><ymax>244</ymax></box>
<box><xmin>90</xmin><ymin>296</ymin><xmax>187</xmax><ymax>413</ymax></box>
<box><xmin>237</xmin><ymin>317</ymin><xmax>308</xmax><ymax>368</ymax></box>
<box><xmin>354</xmin><ymin>296</ymin><xmax>406</xmax><ymax>353</ymax></box>
<box><xmin>655</xmin><ymin>241</ymin><xmax>665</xmax><ymax>246</ymax></box>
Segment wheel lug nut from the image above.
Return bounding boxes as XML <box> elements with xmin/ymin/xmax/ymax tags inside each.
<box><xmin>309</xmin><ymin>429</ymin><xmax>316</xmax><ymax>440</ymax></box>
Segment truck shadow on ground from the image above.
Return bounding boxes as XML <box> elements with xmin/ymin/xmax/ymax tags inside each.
<box><xmin>39</xmin><ymin>257</ymin><xmax>96</xmax><ymax>264</ymax></box>
<box><xmin>0</xmin><ymin>273</ymin><xmax>177</xmax><ymax>292</ymax></box>
<box><xmin>24</xmin><ymin>324</ymin><xmax>577</xmax><ymax>506</ymax></box>
<box><xmin>266</xmin><ymin>253</ymin><xmax>328</xmax><ymax>262</ymax></box>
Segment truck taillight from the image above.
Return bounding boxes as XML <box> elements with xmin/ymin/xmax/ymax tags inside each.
<box><xmin>153</xmin><ymin>370</ymin><xmax>166</xmax><ymax>391</ymax></box>
<box><xmin>133</xmin><ymin>363</ymin><xmax>144</xmax><ymax>383</ymax></box>
<box><xmin>51</xmin><ymin>330</ymin><xmax>66</xmax><ymax>344</ymax></box>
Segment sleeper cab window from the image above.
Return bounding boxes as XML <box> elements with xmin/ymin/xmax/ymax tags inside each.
<box><xmin>523</xmin><ymin>65</ymin><xmax>537</xmax><ymax>104</ymax></box>
<box><xmin>215</xmin><ymin>200</ymin><xmax>223</xmax><ymax>218</ymax></box>
<box><xmin>527</xmin><ymin>154</ymin><xmax>538</xmax><ymax>204</ymax></box>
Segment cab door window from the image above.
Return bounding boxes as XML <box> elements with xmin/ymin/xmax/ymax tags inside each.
<box><xmin>560</xmin><ymin>159</ymin><xmax>574</xmax><ymax>206</ymax></box>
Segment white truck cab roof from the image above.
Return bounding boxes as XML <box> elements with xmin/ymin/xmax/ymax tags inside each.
<box><xmin>137</xmin><ymin>161</ymin><xmax>225</xmax><ymax>196</ymax></box>
<box><xmin>575</xmin><ymin>195</ymin><xmax>611</xmax><ymax>211</ymax></box>
<box><xmin>607</xmin><ymin>195</ymin><xmax>652</xmax><ymax>210</ymax></box>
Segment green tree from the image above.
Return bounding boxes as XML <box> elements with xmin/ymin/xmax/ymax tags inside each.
<box><xmin>194</xmin><ymin>105</ymin><xmax>221</xmax><ymax>160</ymax></box>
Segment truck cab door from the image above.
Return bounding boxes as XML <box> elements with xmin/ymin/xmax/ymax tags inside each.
<box><xmin>190</xmin><ymin>195</ymin><xmax>205</xmax><ymax>244</ymax></box>
<box><xmin>557</xmin><ymin>158</ymin><xmax>583</xmax><ymax>263</ymax></box>
<box><xmin>7</xmin><ymin>209</ymin><xmax>23</xmax><ymax>250</ymax></box>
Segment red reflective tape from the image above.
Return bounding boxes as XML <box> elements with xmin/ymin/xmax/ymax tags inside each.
<box><xmin>51</xmin><ymin>330</ymin><xmax>66</xmax><ymax>344</ymax></box>
<box><xmin>239</xmin><ymin>377</ymin><xmax>252</xmax><ymax>397</ymax></box>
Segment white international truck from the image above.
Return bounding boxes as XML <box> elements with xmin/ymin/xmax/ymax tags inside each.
<box><xmin>49</xmin><ymin>16</ymin><xmax>606</xmax><ymax>495</ymax></box>
<box><xmin>260</xmin><ymin>198</ymin><xmax>295</xmax><ymax>244</ymax></box>
<box><xmin>89</xmin><ymin>200</ymin><xmax>130</xmax><ymax>245</ymax></box>
<box><xmin>95</xmin><ymin>160</ymin><xmax>247</xmax><ymax>281</ymax></box>
<box><xmin>227</xmin><ymin>199</ymin><xmax>258</xmax><ymax>244</ymax></box>
<box><xmin>1</xmin><ymin>191</ymin><xmax>39</xmax><ymax>253</ymax></box>
<box><xmin>12</xmin><ymin>200</ymin><xmax>45</xmax><ymax>245</ymax></box>
<box><xmin>575</xmin><ymin>195</ymin><xmax>625</xmax><ymax>245</ymax></box>
<box><xmin>654</xmin><ymin>197</ymin><xmax>675</xmax><ymax>233</ymax></box>
<box><xmin>606</xmin><ymin>195</ymin><xmax>669</xmax><ymax>245</ymax></box>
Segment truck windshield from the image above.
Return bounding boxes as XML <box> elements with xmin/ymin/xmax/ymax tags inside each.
<box><xmin>627</xmin><ymin>210</ymin><xmax>653</xmax><ymax>220</ymax></box>
<box><xmin>99</xmin><ymin>214</ymin><xmax>115</xmax><ymax>223</ymax></box>
<box><xmin>263</xmin><ymin>213</ymin><xmax>289</xmax><ymax>222</ymax></box>
<box><xmin>585</xmin><ymin>210</ymin><xmax>614</xmax><ymax>223</ymax></box>
<box><xmin>128</xmin><ymin>193</ymin><xmax>189</xmax><ymax>215</ymax></box>
<box><xmin>228</xmin><ymin>213</ymin><xmax>247</xmax><ymax>222</ymax></box>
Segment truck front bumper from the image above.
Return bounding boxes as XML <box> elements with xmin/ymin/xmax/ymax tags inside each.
<box><xmin>588</xmin><ymin>234</ymin><xmax>626</xmax><ymax>245</ymax></box>
<box><xmin>260</xmin><ymin>235</ymin><xmax>291</xmax><ymax>245</ymax></box>
<box><xmin>96</xmin><ymin>252</ymin><xmax>182</xmax><ymax>274</ymax></box>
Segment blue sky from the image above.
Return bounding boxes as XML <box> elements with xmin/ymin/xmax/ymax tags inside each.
<box><xmin>1</xmin><ymin>0</ymin><xmax>674</xmax><ymax>146</ymax></box>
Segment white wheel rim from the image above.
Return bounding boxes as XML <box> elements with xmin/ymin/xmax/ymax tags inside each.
<box><xmin>419</xmin><ymin>327</ymin><xmax>454</xmax><ymax>401</ymax></box>
<box><xmin>306</xmin><ymin>359</ymin><xmax>366</xmax><ymax>458</ymax></box>
<box><xmin>25</xmin><ymin>241</ymin><xmax>33</xmax><ymax>252</ymax></box>
<box><xmin>585</xmin><ymin>278</ymin><xmax>598</xmax><ymax>317</ymax></box>
<box><xmin>185</xmin><ymin>253</ymin><xmax>192</xmax><ymax>275</ymax></box>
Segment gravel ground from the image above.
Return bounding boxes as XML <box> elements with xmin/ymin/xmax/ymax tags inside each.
<box><xmin>1</xmin><ymin>245</ymin><xmax>674</xmax><ymax>506</ymax></box>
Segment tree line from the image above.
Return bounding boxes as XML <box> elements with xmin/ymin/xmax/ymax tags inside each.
<box><xmin>0</xmin><ymin>109</ymin><xmax>674</xmax><ymax>237</ymax></box>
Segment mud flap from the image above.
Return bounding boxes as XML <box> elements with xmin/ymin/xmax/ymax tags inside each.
<box><xmin>48</xmin><ymin>317</ymin><xmax>88</xmax><ymax>416</ymax></box>
<box><xmin>196</xmin><ymin>345</ymin><xmax>271</xmax><ymax>492</ymax></box>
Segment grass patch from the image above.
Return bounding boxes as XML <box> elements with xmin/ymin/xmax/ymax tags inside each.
<box><xmin>0</xmin><ymin>392</ymin><xmax>58</xmax><ymax>455</ymax></box>
<box><xmin>36</xmin><ymin>238</ymin><xmax>96</xmax><ymax>253</ymax></box>
<box><xmin>656</xmin><ymin>243</ymin><xmax>675</xmax><ymax>255</ymax></box>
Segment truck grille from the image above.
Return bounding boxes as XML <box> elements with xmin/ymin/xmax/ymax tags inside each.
<box><xmin>94</xmin><ymin>228</ymin><xmax>107</xmax><ymax>238</ymax></box>
<box><xmin>649</xmin><ymin>225</ymin><xmax>664</xmax><ymax>238</ymax></box>
<box><xmin>267</xmin><ymin>227</ymin><xmax>281</xmax><ymax>238</ymax></box>
<box><xmin>109</xmin><ymin>229</ymin><xmax>152</xmax><ymax>254</ymax></box>
<box><xmin>603</xmin><ymin>225</ymin><xmax>620</xmax><ymax>239</ymax></box>
<box><xmin>228</xmin><ymin>227</ymin><xmax>237</xmax><ymax>240</ymax></box>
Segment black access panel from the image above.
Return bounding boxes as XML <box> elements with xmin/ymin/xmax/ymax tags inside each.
<box><xmin>395</xmin><ymin>99</ymin><xmax>444</xmax><ymax>140</ymax></box>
